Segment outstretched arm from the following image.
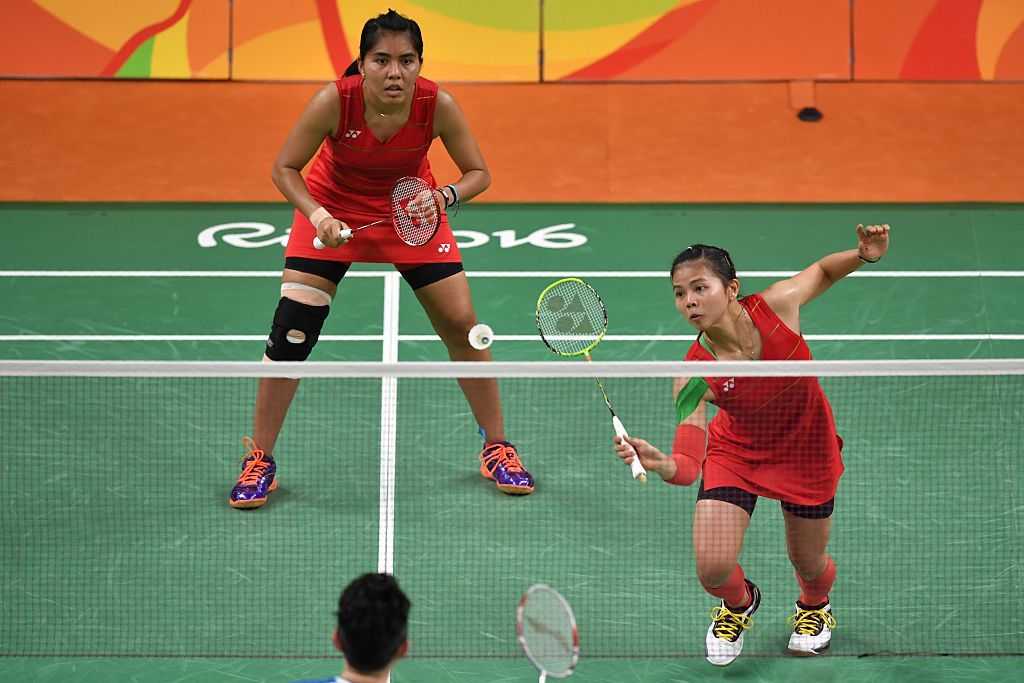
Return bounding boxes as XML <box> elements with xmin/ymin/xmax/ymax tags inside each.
<box><xmin>762</xmin><ymin>224</ymin><xmax>890</xmax><ymax>328</ymax></box>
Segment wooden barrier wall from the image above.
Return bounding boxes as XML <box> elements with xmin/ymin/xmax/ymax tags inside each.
<box><xmin>1</xmin><ymin>79</ymin><xmax>1021</xmax><ymax>203</ymax></box>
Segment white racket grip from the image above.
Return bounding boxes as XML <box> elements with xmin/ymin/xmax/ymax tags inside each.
<box><xmin>312</xmin><ymin>228</ymin><xmax>352</xmax><ymax>250</ymax></box>
<box><xmin>612</xmin><ymin>415</ymin><xmax>647</xmax><ymax>483</ymax></box>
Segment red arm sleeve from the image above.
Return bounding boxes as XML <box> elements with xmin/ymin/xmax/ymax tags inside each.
<box><xmin>665</xmin><ymin>423</ymin><xmax>705</xmax><ymax>486</ymax></box>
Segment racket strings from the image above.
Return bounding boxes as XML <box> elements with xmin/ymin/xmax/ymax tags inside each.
<box><xmin>392</xmin><ymin>177</ymin><xmax>439</xmax><ymax>246</ymax></box>
<box><xmin>521</xmin><ymin>598</ymin><xmax>575</xmax><ymax>671</ymax></box>
<box><xmin>536</xmin><ymin>280</ymin><xmax>608</xmax><ymax>356</ymax></box>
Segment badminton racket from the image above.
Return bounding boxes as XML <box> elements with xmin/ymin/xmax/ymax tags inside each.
<box><xmin>517</xmin><ymin>583</ymin><xmax>579</xmax><ymax>682</ymax></box>
<box><xmin>313</xmin><ymin>176</ymin><xmax>440</xmax><ymax>249</ymax></box>
<box><xmin>535</xmin><ymin>277</ymin><xmax>647</xmax><ymax>483</ymax></box>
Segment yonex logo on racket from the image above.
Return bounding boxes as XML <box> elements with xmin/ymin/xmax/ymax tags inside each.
<box><xmin>536</xmin><ymin>278</ymin><xmax>608</xmax><ymax>357</ymax></box>
<box><xmin>544</xmin><ymin>293</ymin><xmax>598</xmax><ymax>338</ymax></box>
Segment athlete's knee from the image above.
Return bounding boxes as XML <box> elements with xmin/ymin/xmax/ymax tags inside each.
<box><xmin>437</xmin><ymin>314</ymin><xmax>479</xmax><ymax>347</ymax></box>
<box><xmin>789</xmin><ymin>551</ymin><xmax>829</xmax><ymax>581</ymax></box>
<box><xmin>265</xmin><ymin>292</ymin><xmax>330</xmax><ymax>362</ymax></box>
<box><xmin>695</xmin><ymin>556</ymin><xmax>737</xmax><ymax>589</ymax></box>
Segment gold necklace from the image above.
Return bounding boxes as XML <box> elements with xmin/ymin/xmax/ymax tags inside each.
<box><xmin>706</xmin><ymin>307</ymin><xmax>756</xmax><ymax>360</ymax></box>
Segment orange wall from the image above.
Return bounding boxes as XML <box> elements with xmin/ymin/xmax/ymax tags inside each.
<box><xmin>1</xmin><ymin>80</ymin><xmax>1022</xmax><ymax>203</ymax></box>
<box><xmin>855</xmin><ymin>0</ymin><xmax>1024</xmax><ymax>80</ymax></box>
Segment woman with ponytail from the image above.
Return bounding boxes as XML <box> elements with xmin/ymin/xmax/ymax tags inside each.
<box><xmin>229</xmin><ymin>10</ymin><xmax>533</xmax><ymax>512</ymax></box>
<box><xmin>614</xmin><ymin>226</ymin><xmax>890</xmax><ymax>666</ymax></box>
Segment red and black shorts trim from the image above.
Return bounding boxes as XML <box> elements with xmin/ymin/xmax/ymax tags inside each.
<box><xmin>696</xmin><ymin>479</ymin><xmax>834</xmax><ymax>519</ymax></box>
<box><xmin>284</xmin><ymin>257</ymin><xmax>464</xmax><ymax>290</ymax></box>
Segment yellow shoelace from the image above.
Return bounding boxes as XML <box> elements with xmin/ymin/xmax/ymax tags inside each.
<box><xmin>787</xmin><ymin>608</ymin><xmax>837</xmax><ymax>636</ymax></box>
<box><xmin>710</xmin><ymin>605</ymin><xmax>754</xmax><ymax>641</ymax></box>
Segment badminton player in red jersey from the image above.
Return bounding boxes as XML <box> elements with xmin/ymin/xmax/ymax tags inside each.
<box><xmin>229</xmin><ymin>10</ymin><xmax>533</xmax><ymax>509</ymax></box>
<box><xmin>614</xmin><ymin>225</ymin><xmax>890</xmax><ymax>666</ymax></box>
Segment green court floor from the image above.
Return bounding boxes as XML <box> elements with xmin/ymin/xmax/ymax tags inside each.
<box><xmin>1</xmin><ymin>203</ymin><xmax>1022</xmax><ymax>682</ymax></box>
<box><xmin>2</xmin><ymin>654</ymin><xmax>1023</xmax><ymax>682</ymax></box>
<box><xmin>2</xmin><ymin>202</ymin><xmax>1023</xmax><ymax>363</ymax></box>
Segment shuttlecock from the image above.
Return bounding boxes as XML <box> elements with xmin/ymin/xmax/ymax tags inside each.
<box><xmin>468</xmin><ymin>323</ymin><xmax>494</xmax><ymax>350</ymax></box>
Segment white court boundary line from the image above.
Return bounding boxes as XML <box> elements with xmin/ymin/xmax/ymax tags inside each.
<box><xmin>378</xmin><ymin>273</ymin><xmax>400</xmax><ymax>576</ymax></box>
<box><xmin>2</xmin><ymin>359</ymin><xmax>1021</xmax><ymax>377</ymax></box>
<box><xmin>3</xmin><ymin>270</ymin><xmax>1024</xmax><ymax>278</ymax></box>
<box><xmin>6</xmin><ymin>270</ymin><xmax>1018</xmax><ymax>343</ymax></box>
<box><xmin>3</xmin><ymin>334</ymin><xmax>1022</xmax><ymax>342</ymax></box>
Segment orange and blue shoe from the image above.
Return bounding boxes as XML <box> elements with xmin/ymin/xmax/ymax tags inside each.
<box><xmin>229</xmin><ymin>437</ymin><xmax>277</xmax><ymax>509</ymax></box>
<box><xmin>479</xmin><ymin>441</ymin><xmax>534</xmax><ymax>495</ymax></box>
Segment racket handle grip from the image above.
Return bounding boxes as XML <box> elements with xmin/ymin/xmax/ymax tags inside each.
<box><xmin>612</xmin><ymin>415</ymin><xmax>648</xmax><ymax>483</ymax></box>
<box><xmin>312</xmin><ymin>228</ymin><xmax>352</xmax><ymax>250</ymax></box>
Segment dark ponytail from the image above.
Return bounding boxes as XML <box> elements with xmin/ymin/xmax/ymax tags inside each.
<box><xmin>343</xmin><ymin>59</ymin><xmax>360</xmax><ymax>77</ymax></box>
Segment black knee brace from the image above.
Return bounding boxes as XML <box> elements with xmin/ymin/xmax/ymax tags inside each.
<box><xmin>265</xmin><ymin>297</ymin><xmax>329</xmax><ymax>361</ymax></box>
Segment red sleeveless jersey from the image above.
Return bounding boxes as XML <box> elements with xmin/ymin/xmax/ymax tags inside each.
<box><xmin>684</xmin><ymin>293</ymin><xmax>844</xmax><ymax>505</ymax></box>
<box><xmin>284</xmin><ymin>75</ymin><xmax>460</xmax><ymax>264</ymax></box>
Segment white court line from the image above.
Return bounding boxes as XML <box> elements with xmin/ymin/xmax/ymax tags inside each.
<box><xmin>0</xmin><ymin>335</ymin><xmax>382</xmax><ymax>341</ymax></box>
<box><xmin>471</xmin><ymin>271</ymin><xmax>1024</xmax><ymax>278</ymax></box>
<box><xmin>5</xmin><ymin>359</ymin><xmax>1021</xmax><ymax>378</ymax></box>
<box><xmin>378</xmin><ymin>273</ymin><xmax>400</xmax><ymax>576</ymax></box>
<box><xmin>405</xmin><ymin>334</ymin><xmax>1024</xmax><ymax>342</ymax></box>
<box><xmin>3</xmin><ymin>334</ymin><xmax>1022</xmax><ymax>342</ymax></box>
<box><xmin>2</xmin><ymin>270</ymin><xmax>1024</xmax><ymax>278</ymax></box>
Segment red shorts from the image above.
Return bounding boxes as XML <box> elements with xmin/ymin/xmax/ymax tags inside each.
<box><xmin>701</xmin><ymin>436</ymin><xmax>844</xmax><ymax>508</ymax></box>
<box><xmin>284</xmin><ymin>209</ymin><xmax>462</xmax><ymax>264</ymax></box>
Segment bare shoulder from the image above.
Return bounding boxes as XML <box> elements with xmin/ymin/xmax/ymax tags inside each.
<box><xmin>436</xmin><ymin>84</ymin><xmax>456</xmax><ymax>106</ymax></box>
<box><xmin>310</xmin><ymin>82</ymin><xmax>341</xmax><ymax>111</ymax></box>
<box><xmin>433</xmin><ymin>85</ymin><xmax>468</xmax><ymax>137</ymax></box>
<box><xmin>759</xmin><ymin>280</ymin><xmax>799</xmax><ymax>317</ymax></box>
<box><xmin>300</xmin><ymin>82</ymin><xmax>341</xmax><ymax>129</ymax></box>
<box><xmin>758</xmin><ymin>280</ymin><xmax>802</xmax><ymax>332</ymax></box>
<box><xmin>435</xmin><ymin>85</ymin><xmax>461</xmax><ymax>119</ymax></box>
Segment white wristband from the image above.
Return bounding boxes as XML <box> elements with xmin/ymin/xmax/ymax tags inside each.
<box><xmin>309</xmin><ymin>206</ymin><xmax>331</xmax><ymax>229</ymax></box>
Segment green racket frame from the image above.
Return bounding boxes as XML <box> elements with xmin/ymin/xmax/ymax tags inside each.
<box><xmin>535</xmin><ymin>277</ymin><xmax>647</xmax><ymax>483</ymax></box>
<box><xmin>534</xmin><ymin>277</ymin><xmax>608</xmax><ymax>358</ymax></box>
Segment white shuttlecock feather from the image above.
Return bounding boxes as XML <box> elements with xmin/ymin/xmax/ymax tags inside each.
<box><xmin>468</xmin><ymin>323</ymin><xmax>494</xmax><ymax>350</ymax></box>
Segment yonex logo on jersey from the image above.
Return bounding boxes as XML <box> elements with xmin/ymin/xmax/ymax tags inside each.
<box><xmin>437</xmin><ymin>243</ymin><xmax>451</xmax><ymax>253</ymax></box>
<box><xmin>723</xmin><ymin>378</ymin><xmax>735</xmax><ymax>392</ymax></box>
<box><xmin>344</xmin><ymin>130</ymin><xmax>362</xmax><ymax>138</ymax></box>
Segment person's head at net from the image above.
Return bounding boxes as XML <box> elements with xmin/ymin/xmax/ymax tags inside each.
<box><xmin>334</xmin><ymin>573</ymin><xmax>411</xmax><ymax>680</ymax></box>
